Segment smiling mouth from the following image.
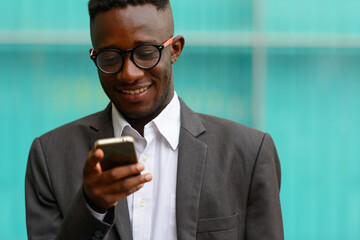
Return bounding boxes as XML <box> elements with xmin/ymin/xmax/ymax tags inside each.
<box><xmin>121</xmin><ymin>86</ymin><xmax>149</xmax><ymax>95</ymax></box>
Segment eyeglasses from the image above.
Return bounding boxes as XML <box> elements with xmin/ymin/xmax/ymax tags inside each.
<box><xmin>90</xmin><ymin>37</ymin><xmax>174</xmax><ymax>74</ymax></box>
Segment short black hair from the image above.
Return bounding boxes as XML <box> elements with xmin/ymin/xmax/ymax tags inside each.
<box><xmin>88</xmin><ymin>0</ymin><xmax>170</xmax><ymax>20</ymax></box>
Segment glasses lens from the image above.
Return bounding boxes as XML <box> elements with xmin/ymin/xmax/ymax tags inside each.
<box><xmin>97</xmin><ymin>51</ymin><xmax>123</xmax><ymax>73</ymax></box>
<box><xmin>133</xmin><ymin>45</ymin><xmax>160</xmax><ymax>68</ymax></box>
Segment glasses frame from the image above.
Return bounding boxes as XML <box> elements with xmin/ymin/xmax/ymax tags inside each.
<box><xmin>90</xmin><ymin>37</ymin><xmax>174</xmax><ymax>74</ymax></box>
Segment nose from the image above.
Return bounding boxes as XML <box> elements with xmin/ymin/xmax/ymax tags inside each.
<box><xmin>116</xmin><ymin>54</ymin><xmax>144</xmax><ymax>83</ymax></box>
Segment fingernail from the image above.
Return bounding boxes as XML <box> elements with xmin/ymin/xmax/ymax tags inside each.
<box><xmin>95</xmin><ymin>150</ymin><xmax>101</xmax><ymax>158</ymax></box>
<box><xmin>145</xmin><ymin>174</ymin><xmax>152</xmax><ymax>181</ymax></box>
<box><xmin>136</xmin><ymin>163</ymin><xmax>144</xmax><ymax>171</ymax></box>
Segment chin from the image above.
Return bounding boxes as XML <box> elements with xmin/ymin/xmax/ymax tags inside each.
<box><xmin>119</xmin><ymin>104</ymin><xmax>158</xmax><ymax>120</ymax></box>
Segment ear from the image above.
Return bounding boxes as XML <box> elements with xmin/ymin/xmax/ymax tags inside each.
<box><xmin>170</xmin><ymin>35</ymin><xmax>185</xmax><ymax>64</ymax></box>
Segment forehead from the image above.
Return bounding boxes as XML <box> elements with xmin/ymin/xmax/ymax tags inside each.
<box><xmin>90</xmin><ymin>4</ymin><xmax>172</xmax><ymax>49</ymax></box>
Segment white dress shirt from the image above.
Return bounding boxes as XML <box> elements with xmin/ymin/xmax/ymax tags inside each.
<box><xmin>110</xmin><ymin>91</ymin><xmax>181</xmax><ymax>240</ymax></box>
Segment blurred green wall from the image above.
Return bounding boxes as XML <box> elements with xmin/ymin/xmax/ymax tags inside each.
<box><xmin>1</xmin><ymin>0</ymin><xmax>360</xmax><ymax>239</ymax></box>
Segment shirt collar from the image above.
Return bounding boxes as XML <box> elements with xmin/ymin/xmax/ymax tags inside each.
<box><xmin>111</xmin><ymin>91</ymin><xmax>181</xmax><ymax>150</ymax></box>
<box><xmin>111</xmin><ymin>104</ymin><xmax>131</xmax><ymax>138</ymax></box>
<box><xmin>152</xmin><ymin>92</ymin><xmax>181</xmax><ymax>150</ymax></box>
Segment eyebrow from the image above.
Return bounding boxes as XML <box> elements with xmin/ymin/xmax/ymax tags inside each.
<box><xmin>100</xmin><ymin>39</ymin><xmax>159</xmax><ymax>51</ymax></box>
<box><xmin>134</xmin><ymin>39</ymin><xmax>158</xmax><ymax>45</ymax></box>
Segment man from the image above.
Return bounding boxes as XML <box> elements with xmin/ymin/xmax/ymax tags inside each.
<box><xmin>25</xmin><ymin>0</ymin><xmax>284</xmax><ymax>239</ymax></box>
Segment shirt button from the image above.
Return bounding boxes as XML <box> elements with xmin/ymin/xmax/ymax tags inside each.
<box><xmin>94</xmin><ymin>230</ymin><xmax>104</xmax><ymax>237</ymax></box>
<box><xmin>142</xmin><ymin>155</ymin><xmax>148</xmax><ymax>162</ymax></box>
<box><xmin>140</xmin><ymin>200</ymin><xmax>146</xmax><ymax>207</ymax></box>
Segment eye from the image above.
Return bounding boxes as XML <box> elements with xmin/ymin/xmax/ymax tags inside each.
<box><xmin>96</xmin><ymin>51</ymin><xmax>123</xmax><ymax>72</ymax></box>
<box><xmin>134</xmin><ymin>46</ymin><xmax>159</xmax><ymax>60</ymax></box>
<box><xmin>99</xmin><ymin>51</ymin><xmax>121</xmax><ymax>65</ymax></box>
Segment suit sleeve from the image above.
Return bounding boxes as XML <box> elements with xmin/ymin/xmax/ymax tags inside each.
<box><xmin>25</xmin><ymin>137</ymin><xmax>114</xmax><ymax>240</ymax></box>
<box><xmin>245</xmin><ymin>133</ymin><xmax>284</xmax><ymax>240</ymax></box>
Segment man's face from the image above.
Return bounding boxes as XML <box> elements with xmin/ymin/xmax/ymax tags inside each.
<box><xmin>90</xmin><ymin>4</ymin><xmax>178</xmax><ymax>122</ymax></box>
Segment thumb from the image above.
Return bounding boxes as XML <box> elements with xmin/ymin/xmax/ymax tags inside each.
<box><xmin>84</xmin><ymin>148</ymin><xmax>104</xmax><ymax>175</ymax></box>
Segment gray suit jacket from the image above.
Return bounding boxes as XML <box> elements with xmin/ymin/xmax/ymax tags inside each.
<box><xmin>26</xmin><ymin>99</ymin><xmax>283</xmax><ymax>240</ymax></box>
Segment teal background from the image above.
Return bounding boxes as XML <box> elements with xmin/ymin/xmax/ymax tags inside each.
<box><xmin>1</xmin><ymin>0</ymin><xmax>360</xmax><ymax>239</ymax></box>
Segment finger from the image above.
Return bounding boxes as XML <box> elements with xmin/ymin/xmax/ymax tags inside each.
<box><xmin>84</xmin><ymin>148</ymin><xmax>104</xmax><ymax>175</ymax></box>
<box><xmin>93</xmin><ymin>183</ymin><xmax>145</xmax><ymax>210</ymax></box>
<box><xmin>101</xmin><ymin>173</ymin><xmax>152</xmax><ymax>196</ymax></box>
<box><xmin>109</xmin><ymin>183</ymin><xmax>145</xmax><ymax>202</ymax></box>
<box><xmin>101</xmin><ymin>163</ymin><xmax>145</xmax><ymax>184</ymax></box>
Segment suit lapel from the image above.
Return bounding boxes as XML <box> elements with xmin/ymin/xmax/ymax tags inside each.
<box><xmin>88</xmin><ymin>103</ymin><xmax>114</xmax><ymax>150</ymax></box>
<box><xmin>114</xmin><ymin>198</ymin><xmax>133</xmax><ymax>240</ymax></box>
<box><xmin>176</xmin><ymin>100</ymin><xmax>207</xmax><ymax>240</ymax></box>
<box><xmin>88</xmin><ymin>103</ymin><xmax>133</xmax><ymax>240</ymax></box>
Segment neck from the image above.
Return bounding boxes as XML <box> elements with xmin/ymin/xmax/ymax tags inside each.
<box><xmin>126</xmin><ymin>118</ymin><xmax>147</xmax><ymax>137</ymax></box>
<box><xmin>125</xmin><ymin>93</ymin><xmax>174</xmax><ymax>137</ymax></box>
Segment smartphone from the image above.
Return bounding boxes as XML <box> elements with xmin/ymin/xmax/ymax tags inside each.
<box><xmin>94</xmin><ymin>136</ymin><xmax>138</xmax><ymax>171</ymax></box>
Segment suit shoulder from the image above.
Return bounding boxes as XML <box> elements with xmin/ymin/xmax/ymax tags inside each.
<box><xmin>195</xmin><ymin>113</ymin><xmax>273</xmax><ymax>156</ymax></box>
<box><xmin>38</xmin><ymin>109</ymin><xmax>108</xmax><ymax>143</ymax></box>
<box><xmin>197</xmin><ymin>113</ymin><xmax>265</xmax><ymax>139</ymax></box>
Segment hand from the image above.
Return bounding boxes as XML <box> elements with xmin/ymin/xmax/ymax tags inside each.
<box><xmin>83</xmin><ymin>148</ymin><xmax>152</xmax><ymax>213</ymax></box>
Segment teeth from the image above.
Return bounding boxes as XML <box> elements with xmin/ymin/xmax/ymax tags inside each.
<box><xmin>122</xmin><ymin>87</ymin><xmax>148</xmax><ymax>95</ymax></box>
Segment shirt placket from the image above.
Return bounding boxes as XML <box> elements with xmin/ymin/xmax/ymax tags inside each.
<box><xmin>132</xmin><ymin>125</ymin><xmax>155</xmax><ymax>240</ymax></box>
